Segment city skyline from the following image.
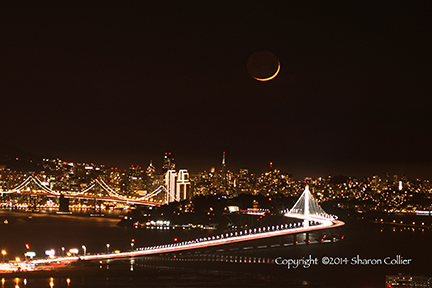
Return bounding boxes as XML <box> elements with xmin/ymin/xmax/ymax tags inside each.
<box><xmin>4</xmin><ymin>145</ymin><xmax>432</xmax><ymax>179</ymax></box>
<box><xmin>1</xmin><ymin>1</ymin><xmax>431</xmax><ymax>179</ymax></box>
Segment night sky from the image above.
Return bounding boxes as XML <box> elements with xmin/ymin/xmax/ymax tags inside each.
<box><xmin>1</xmin><ymin>1</ymin><xmax>431</xmax><ymax>178</ymax></box>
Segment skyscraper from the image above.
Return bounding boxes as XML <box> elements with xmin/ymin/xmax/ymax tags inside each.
<box><xmin>221</xmin><ymin>151</ymin><xmax>228</xmax><ymax>194</ymax></box>
<box><xmin>162</xmin><ymin>152</ymin><xmax>175</xmax><ymax>174</ymax></box>
<box><xmin>128</xmin><ymin>165</ymin><xmax>143</xmax><ymax>194</ymax></box>
<box><xmin>146</xmin><ymin>161</ymin><xmax>155</xmax><ymax>177</ymax></box>
<box><xmin>164</xmin><ymin>169</ymin><xmax>191</xmax><ymax>203</ymax></box>
<box><xmin>176</xmin><ymin>169</ymin><xmax>191</xmax><ymax>201</ymax></box>
<box><xmin>165</xmin><ymin>170</ymin><xmax>177</xmax><ymax>203</ymax></box>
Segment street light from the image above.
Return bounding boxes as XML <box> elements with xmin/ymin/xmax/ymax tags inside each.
<box><xmin>131</xmin><ymin>239</ymin><xmax>135</xmax><ymax>251</ymax></box>
<box><xmin>1</xmin><ymin>250</ymin><xmax>6</xmax><ymax>262</ymax></box>
<box><xmin>82</xmin><ymin>245</ymin><xmax>86</xmax><ymax>256</ymax></box>
<box><xmin>106</xmin><ymin>244</ymin><xmax>110</xmax><ymax>253</ymax></box>
<box><xmin>61</xmin><ymin>247</ymin><xmax>65</xmax><ymax>256</ymax></box>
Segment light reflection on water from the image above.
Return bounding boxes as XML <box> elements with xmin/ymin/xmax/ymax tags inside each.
<box><xmin>1</xmin><ymin>278</ymin><xmax>72</xmax><ymax>288</ymax></box>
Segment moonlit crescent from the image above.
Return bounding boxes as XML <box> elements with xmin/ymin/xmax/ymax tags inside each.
<box><xmin>253</xmin><ymin>61</ymin><xmax>280</xmax><ymax>82</ymax></box>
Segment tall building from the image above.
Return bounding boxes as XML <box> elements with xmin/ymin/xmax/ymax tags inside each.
<box><xmin>119</xmin><ymin>170</ymin><xmax>128</xmax><ymax>194</ymax></box>
<box><xmin>237</xmin><ymin>169</ymin><xmax>251</xmax><ymax>194</ymax></box>
<box><xmin>146</xmin><ymin>161</ymin><xmax>155</xmax><ymax>177</ymax></box>
<box><xmin>165</xmin><ymin>170</ymin><xmax>177</xmax><ymax>203</ymax></box>
<box><xmin>220</xmin><ymin>151</ymin><xmax>228</xmax><ymax>194</ymax></box>
<box><xmin>176</xmin><ymin>169</ymin><xmax>190</xmax><ymax>201</ymax></box>
<box><xmin>164</xmin><ymin>169</ymin><xmax>191</xmax><ymax>203</ymax></box>
<box><xmin>128</xmin><ymin>165</ymin><xmax>144</xmax><ymax>194</ymax></box>
<box><xmin>162</xmin><ymin>152</ymin><xmax>175</xmax><ymax>174</ymax></box>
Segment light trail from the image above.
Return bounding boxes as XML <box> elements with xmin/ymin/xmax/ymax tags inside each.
<box><xmin>29</xmin><ymin>216</ymin><xmax>344</xmax><ymax>265</ymax></box>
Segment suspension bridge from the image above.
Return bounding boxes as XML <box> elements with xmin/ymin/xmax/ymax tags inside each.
<box><xmin>0</xmin><ymin>176</ymin><xmax>172</xmax><ymax>206</ymax></box>
<box><xmin>5</xmin><ymin>185</ymin><xmax>344</xmax><ymax>270</ymax></box>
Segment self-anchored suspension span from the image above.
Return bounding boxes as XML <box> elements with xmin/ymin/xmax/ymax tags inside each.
<box><xmin>286</xmin><ymin>185</ymin><xmax>335</xmax><ymax>227</ymax></box>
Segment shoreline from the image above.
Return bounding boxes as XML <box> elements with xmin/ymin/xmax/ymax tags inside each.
<box><xmin>0</xmin><ymin>208</ymin><xmax>123</xmax><ymax>221</ymax></box>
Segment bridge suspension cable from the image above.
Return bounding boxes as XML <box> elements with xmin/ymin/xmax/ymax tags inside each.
<box><xmin>3</xmin><ymin>176</ymin><xmax>167</xmax><ymax>205</ymax></box>
<box><xmin>288</xmin><ymin>185</ymin><xmax>328</xmax><ymax>217</ymax></box>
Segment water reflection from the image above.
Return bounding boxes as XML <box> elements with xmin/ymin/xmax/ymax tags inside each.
<box><xmin>130</xmin><ymin>259</ymin><xmax>135</xmax><ymax>271</ymax></box>
<box><xmin>379</xmin><ymin>224</ymin><xmax>431</xmax><ymax>234</ymax></box>
<box><xmin>0</xmin><ymin>277</ymin><xmax>74</xmax><ymax>288</ymax></box>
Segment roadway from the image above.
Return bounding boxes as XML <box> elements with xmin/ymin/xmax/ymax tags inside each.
<box><xmin>2</xmin><ymin>191</ymin><xmax>158</xmax><ymax>206</ymax></box>
<box><xmin>30</xmin><ymin>217</ymin><xmax>344</xmax><ymax>265</ymax></box>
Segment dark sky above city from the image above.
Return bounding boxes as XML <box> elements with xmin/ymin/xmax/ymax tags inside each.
<box><xmin>1</xmin><ymin>1</ymin><xmax>431</xmax><ymax>178</ymax></box>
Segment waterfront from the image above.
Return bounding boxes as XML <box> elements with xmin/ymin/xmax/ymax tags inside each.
<box><xmin>1</xmin><ymin>209</ymin><xmax>431</xmax><ymax>287</ymax></box>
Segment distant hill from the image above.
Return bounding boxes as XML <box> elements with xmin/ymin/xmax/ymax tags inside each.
<box><xmin>0</xmin><ymin>142</ymin><xmax>44</xmax><ymax>172</ymax></box>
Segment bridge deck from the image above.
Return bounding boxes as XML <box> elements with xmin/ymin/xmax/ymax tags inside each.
<box><xmin>30</xmin><ymin>218</ymin><xmax>344</xmax><ymax>265</ymax></box>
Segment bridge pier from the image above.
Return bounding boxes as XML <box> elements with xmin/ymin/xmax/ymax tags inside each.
<box><xmin>93</xmin><ymin>198</ymin><xmax>103</xmax><ymax>215</ymax></box>
<box><xmin>317</xmin><ymin>230</ymin><xmax>324</xmax><ymax>242</ymax></box>
<box><xmin>27</xmin><ymin>195</ymin><xmax>37</xmax><ymax>211</ymax></box>
<box><xmin>59</xmin><ymin>194</ymin><xmax>70</xmax><ymax>213</ymax></box>
<box><xmin>318</xmin><ymin>228</ymin><xmax>343</xmax><ymax>242</ymax></box>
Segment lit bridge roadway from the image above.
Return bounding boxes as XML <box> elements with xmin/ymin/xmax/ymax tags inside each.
<box><xmin>31</xmin><ymin>215</ymin><xmax>345</xmax><ymax>266</ymax></box>
<box><xmin>1</xmin><ymin>176</ymin><xmax>166</xmax><ymax>206</ymax></box>
<box><xmin>13</xmin><ymin>192</ymin><xmax>159</xmax><ymax>206</ymax></box>
<box><xmin>5</xmin><ymin>185</ymin><xmax>344</xmax><ymax>267</ymax></box>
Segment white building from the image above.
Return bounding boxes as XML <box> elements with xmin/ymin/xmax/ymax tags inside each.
<box><xmin>165</xmin><ymin>169</ymin><xmax>190</xmax><ymax>203</ymax></box>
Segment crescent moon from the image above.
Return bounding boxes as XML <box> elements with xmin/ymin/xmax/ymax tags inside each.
<box><xmin>253</xmin><ymin>61</ymin><xmax>280</xmax><ymax>81</ymax></box>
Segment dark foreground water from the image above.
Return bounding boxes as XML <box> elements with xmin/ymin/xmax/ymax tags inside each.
<box><xmin>1</xmin><ymin>209</ymin><xmax>432</xmax><ymax>287</ymax></box>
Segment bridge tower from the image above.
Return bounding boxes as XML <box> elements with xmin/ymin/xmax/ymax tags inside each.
<box><xmin>304</xmin><ymin>185</ymin><xmax>310</xmax><ymax>228</ymax></box>
<box><xmin>59</xmin><ymin>194</ymin><xmax>70</xmax><ymax>212</ymax></box>
<box><xmin>288</xmin><ymin>185</ymin><xmax>328</xmax><ymax>227</ymax></box>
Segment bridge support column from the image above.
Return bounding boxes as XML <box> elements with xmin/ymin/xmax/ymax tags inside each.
<box><xmin>93</xmin><ymin>198</ymin><xmax>102</xmax><ymax>215</ymax></box>
<box><xmin>27</xmin><ymin>195</ymin><xmax>37</xmax><ymax>211</ymax></box>
<box><xmin>305</xmin><ymin>232</ymin><xmax>310</xmax><ymax>244</ymax></box>
<box><xmin>59</xmin><ymin>194</ymin><xmax>70</xmax><ymax>213</ymax></box>
<box><xmin>304</xmin><ymin>186</ymin><xmax>310</xmax><ymax>228</ymax></box>
<box><xmin>317</xmin><ymin>230</ymin><xmax>323</xmax><ymax>243</ymax></box>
